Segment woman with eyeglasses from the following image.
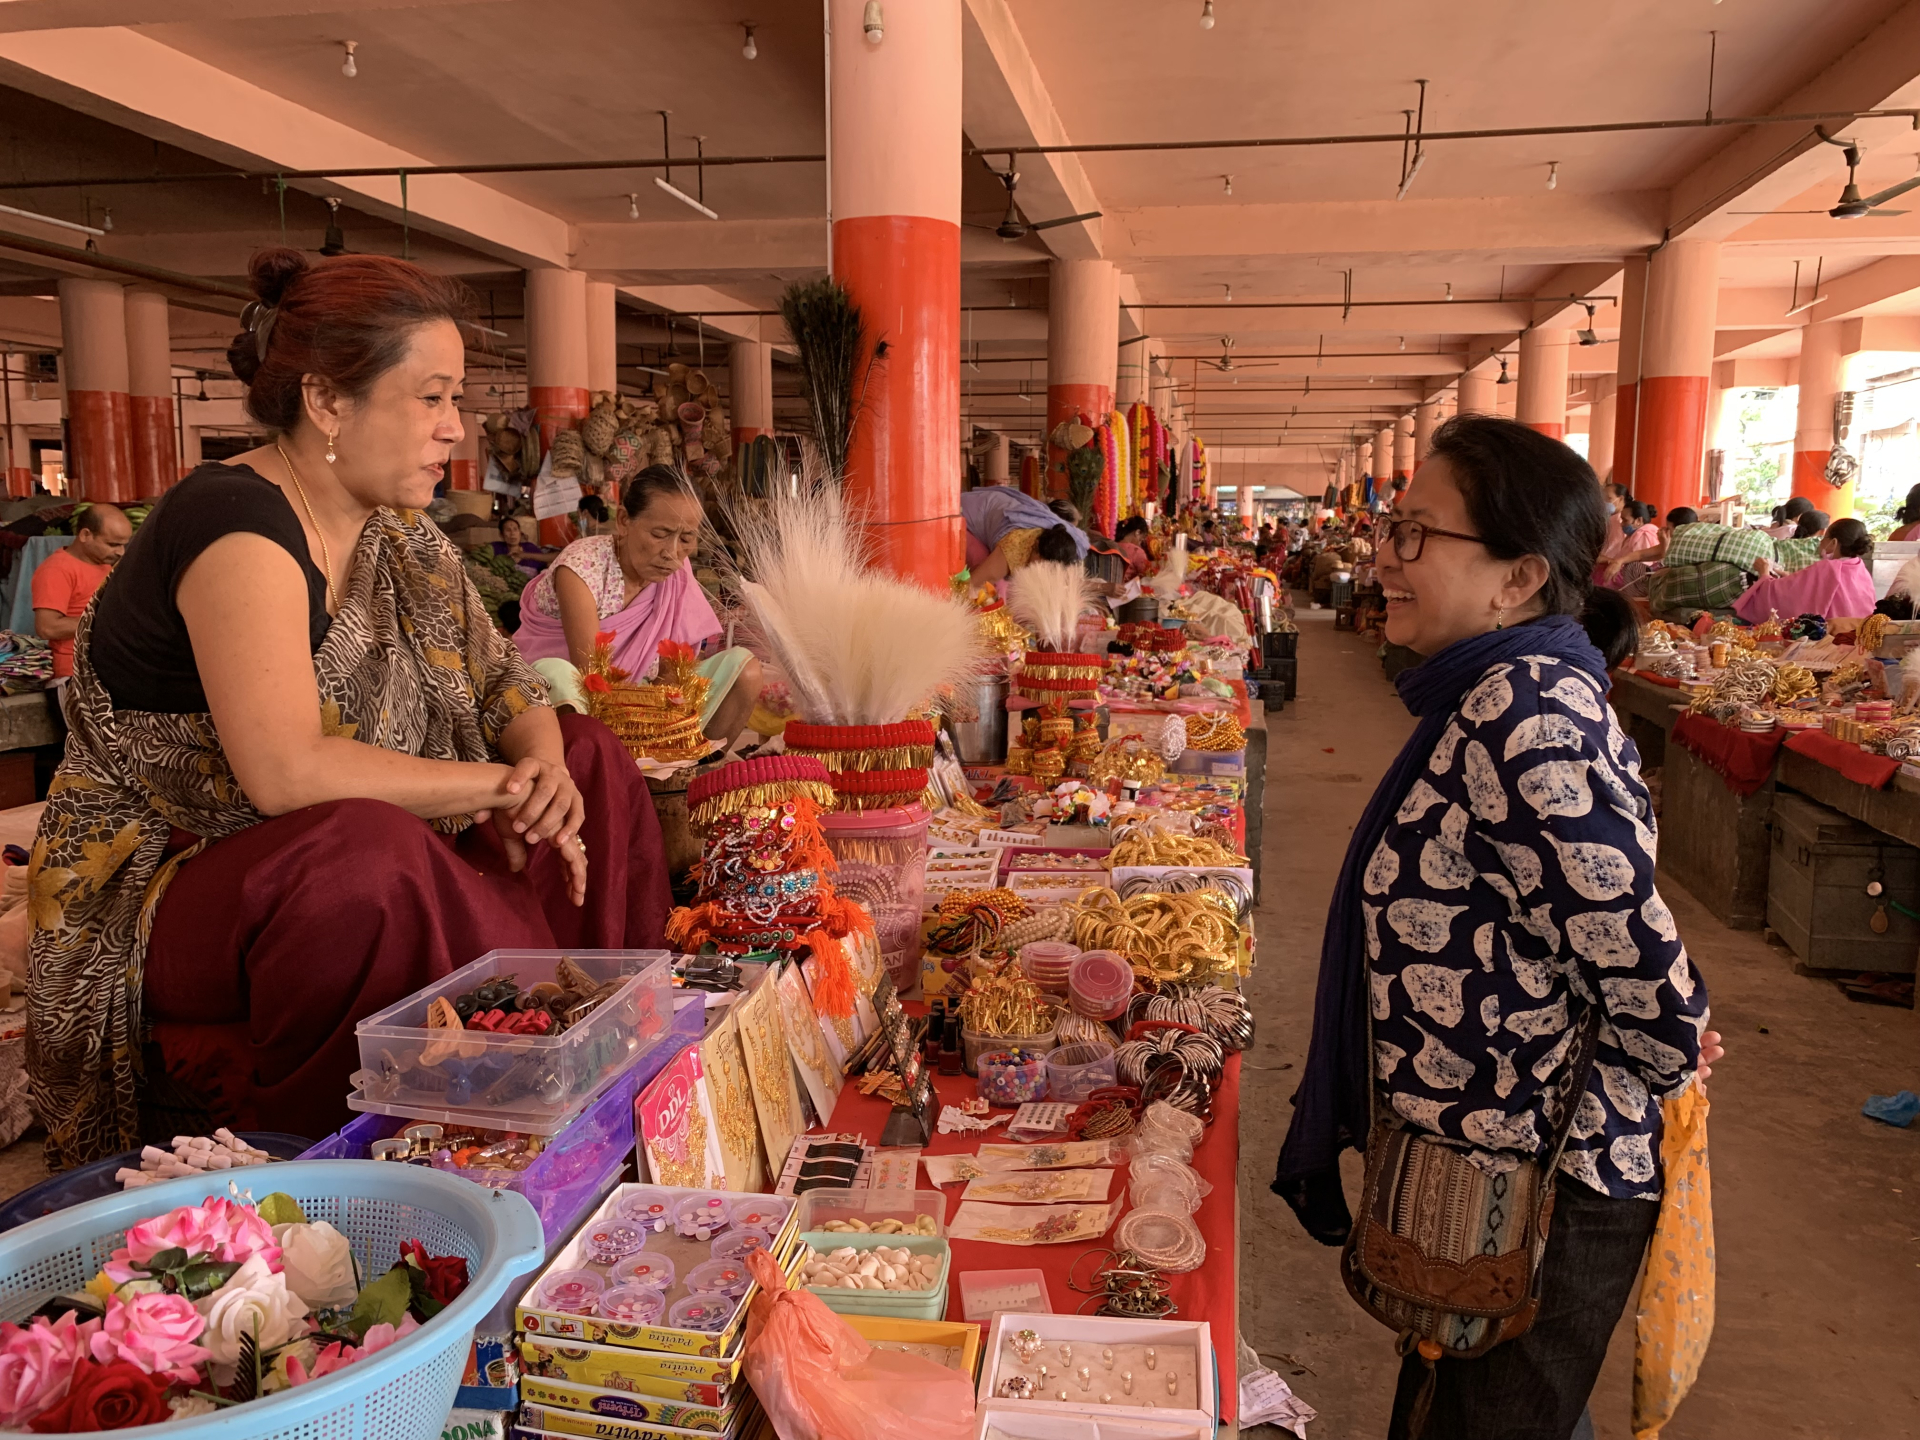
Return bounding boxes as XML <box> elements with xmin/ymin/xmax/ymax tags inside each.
<box><xmin>1274</xmin><ymin>415</ymin><xmax>1722</xmax><ymax>1440</ymax></box>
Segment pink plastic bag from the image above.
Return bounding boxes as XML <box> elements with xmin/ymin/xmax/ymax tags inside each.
<box><xmin>742</xmin><ymin>1249</ymin><xmax>976</xmax><ymax>1440</ymax></box>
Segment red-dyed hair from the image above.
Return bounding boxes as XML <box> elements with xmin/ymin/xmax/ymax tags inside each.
<box><xmin>226</xmin><ymin>247</ymin><xmax>476</xmax><ymax>432</ymax></box>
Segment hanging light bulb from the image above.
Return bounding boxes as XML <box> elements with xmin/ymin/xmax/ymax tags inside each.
<box><xmin>1545</xmin><ymin>161</ymin><xmax>1559</xmax><ymax>190</ymax></box>
<box><xmin>340</xmin><ymin>40</ymin><xmax>358</xmax><ymax>78</ymax></box>
<box><xmin>1200</xmin><ymin>0</ymin><xmax>1216</xmax><ymax>28</ymax></box>
<box><xmin>1399</xmin><ymin>335</ymin><xmax>1406</xmax><ymax>350</ymax></box>
<box><xmin>741</xmin><ymin>24</ymin><xmax>758</xmax><ymax>59</ymax></box>
<box><xmin>1444</xmin><ymin>282</ymin><xmax>1454</xmax><ymax>301</ymax></box>
<box><xmin>1223</xmin><ymin>174</ymin><xmax>1233</xmax><ymax>196</ymax></box>
<box><xmin>628</xmin><ymin>193</ymin><xmax>640</xmax><ymax>220</ymax></box>
<box><xmin>194</xmin><ymin>372</ymin><xmax>208</xmax><ymax>402</ymax></box>
<box><xmin>863</xmin><ymin>1</ymin><xmax>884</xmax><ymax>44</ymax></box>
<box><xmin>101</xmin><ymin>209</ymin><xmax>112</xmax><ymax>233</ymax></box>
<box><xmin>1224</xmin><ymin>282</ymin><xmax>1233</xmax><ymax>302</ymax></box>
<box><xmin>1496</xmin><ymin>356</ymin><xmax>1511</xmax><ymax>385</ymax></box>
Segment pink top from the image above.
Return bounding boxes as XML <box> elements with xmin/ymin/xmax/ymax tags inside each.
<box><xmin>1733</xmin><ymin>555</ymin><xmax>1876</xmax><ymax>626</ymax></box>
<box><xmin>511</xmin><ymin>535</ymin><xmax>721</xmax><ymax>677</ymax></box>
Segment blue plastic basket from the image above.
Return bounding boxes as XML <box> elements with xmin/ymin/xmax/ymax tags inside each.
<box><xmin>0</xmin><ymin>1159</ymin><xmax>544</xmax><ymax>1438</ymax></box>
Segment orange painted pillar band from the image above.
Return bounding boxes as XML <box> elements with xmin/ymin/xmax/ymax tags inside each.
<box><xmin>1631</xmin><ymin>375</ymin><xmax>1708</xmax><ymax>518</ymax></box>
<box><xmin>1791</xmin><ymin>450</ymin><xmax>1852</xmax><ymax>517</ymax></box>
<box><xmin>66</xmin><ymin>390</ymin><xmax>135</xmax><ymax>503</ymax></box>
<box><xmin>834</xmin><ymin>213</ymin><xmax>962</xmax><ymax>591</ymax></box>
<box><xmin>448</xmin><ymin>459</ymin><xmax>481</xmax><ymax>491</ymax></box>
<box><xmin>6</xmin><ymin>469</ymin><xmax>28</xmax><ymax>499</ymax></box>
<box><xmin>128</xmin><ymin>394</ymin><xmax>174</xmax><ymax>498</ymax></box>
<box><xmin>1525</xmin><ymin>421</ymin><xmax>1566</xmax><ymax>441</ymax></box>
<box><xmin>1045</xmin><ymin>383</ymin><xmax>1112</xmax><ymax>498</ymax></box>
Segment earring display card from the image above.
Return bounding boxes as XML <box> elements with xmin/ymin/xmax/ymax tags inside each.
<box><xmin>774</xmin><ymin>960</ymin><xmax>844</xmax><ymax>1122</ymax></box>
<box><xmin>962</xmin><ymin>1169</ymin><xmax>1113</xmax><ymax>1204</ymax></box>
<box><xmin>974</xmin><ymin>1408</ymin><xmax>1212</xmax><ymax>1440</ymax></box>
<box><xmin>948</xmin><ymin>1201</ymin><xmax>1118</xmax><ymax>1246</ymax></box>
<box><xmin>978</xmin><ymin>1314</ymin><xmax>1217</xmax><ymax>1426</ymax></box>
<box><xmin>699</xmin><ymin>1011</ymin><xmax>768</xmax><ymax>1194</ymax></box>
<box><xmin>958</xmin><ymin>1267</ymin><xmax>1053</xmax><ymax>1323</ymax></box>
<box><xmin>976</xmin><ymin>1141</ymin><xmax>1120</xmax><ymax>1172</ymax></box>
<box><xmin>733</xmin><ymin>970</ymin><xmax>804</xmax><ymax>1173</ymax></box>
<box><xmin>775</xmin><ymin>1132</ymin><xmax>874</xmax><ymax>1197</ymax></box>
<box><xmin>636</xmin><ymin>1045</ymin><xmax>726</xmax><ymax>1190</ymax></box>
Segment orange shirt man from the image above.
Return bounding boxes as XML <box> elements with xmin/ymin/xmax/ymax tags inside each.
<box><xmin>33</xmin><ymin>503</ymin><xmax>131</xmax><ymax>679</ymax></box>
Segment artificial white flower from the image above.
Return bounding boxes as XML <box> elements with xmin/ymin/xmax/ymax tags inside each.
<box><xmin>168</xmin><ymin>1393</ymin><xmax>219</xmax><ymax>1419</ymax></box>
<box><xmin>271</xmin><ymin>1221</ymin><xmax>359</xmax><ymax>1311</ymax></box>
<box><xmin>194</xmin><ymin>1255</ymin><xmax>309</xmax><ymax>1367</ymax></box>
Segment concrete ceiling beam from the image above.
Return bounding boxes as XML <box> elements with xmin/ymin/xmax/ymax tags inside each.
<box><xmin>1528</xmin><ymin>263</ymin><xmax>1626</xmax><ymax>330</ymax></box>
<box><xmin>1668</xmin><ymin>0</ymin><xmax>1920</xmax><ymax>240</ymax></box>
<box><xmin>616</xmin><ymin>286</ymin><xmax>770</xmax><ymax>346</ymax></box>
<box><xmin>0</xmin><ymin>27</ymin><xmax>573</xmax><ymax>271</ymax></box>
<box><xmin>960</xmin><ymin>0</ymin><xmax>1105</xmax><ymax>262</ymax></box>
<box><xmin>1715</xmin><ymin>328</ymin><xmax>1795</xmax><ymax>358</ymax></box>
<box><xmin>0</xmin><ymin>0</ymin><xmax>503</xmax><ymax>32</ymax></box>
<box><xmin>1105</xmin><ymin>193</ymin><xmax>1662</xmax><ymax>265</ymax></box>
<box><xmin>1803</xmin><ymin>254</ymin><xmax>1920</xmax><ymax>323</ymax></box>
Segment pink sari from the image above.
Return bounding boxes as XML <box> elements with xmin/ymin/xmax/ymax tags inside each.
<box><xmin>1733</xmin><ymin>556</ymin><xmax>1877</xmax><ymax>626</ymax></box>
<box><xmin>513</xmin><ymin>538</ymin><xmax>721</xmax><ymax>677</ymax></box>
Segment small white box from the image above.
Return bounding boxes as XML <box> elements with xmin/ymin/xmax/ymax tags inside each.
<box><xmin>973</xmin><ymin>1406</ymin><xmax>1211</xmax><ymax>1440</ymax></box>
<box><xmin>978</xmin><ymin>1313</ymin><xmax>1216</xmax><ymax>1428</ymax></box>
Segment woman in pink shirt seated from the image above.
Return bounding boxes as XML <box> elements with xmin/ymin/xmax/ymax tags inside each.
<box><xmin>1734</xmin><ymin>516</ymin><xmax>1877</xmax><ymax>625</ymax></box>
<box><xmin>1593</xmin><ymin>499</ymin><xmax>1660</xmax><ymax>586</ymax></box>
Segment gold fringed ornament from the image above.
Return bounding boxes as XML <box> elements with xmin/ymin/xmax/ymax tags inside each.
<box><xmin>583</xmin><ymin>633</ymin><xmax>713</xmax><ymax>765</ymax></box>
<box><xmin>785</xmin><ymin>718</ymin><xmax>937</xmax><ymax>811</ymax></box>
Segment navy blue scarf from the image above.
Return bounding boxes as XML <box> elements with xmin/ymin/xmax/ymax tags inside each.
<box><xmin>1271</xmin><ymin>614</ymin><xmax>1610</xmax><ymax>1244</ymax></box>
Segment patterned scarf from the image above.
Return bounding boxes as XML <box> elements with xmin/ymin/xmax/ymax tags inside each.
<box><xmin>27</xmin><ymin>508</ymin><xmax>547</xmax><ymax>1168</ymax></box>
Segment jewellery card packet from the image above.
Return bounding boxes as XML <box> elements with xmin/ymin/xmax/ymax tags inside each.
<box><xmin>775</xmin><ymin>1133</ymin><xmax>874</xmax><ymax>1197</ymax></box>
<box><xmin>948</xmin><ymin>1202</ymin><xmax>1118</xmax><ymax>1246</ymax></box>
<box><xmin>517</xmin><ymin>1395</ymin><xmax>763</xmax><ymax>1440</ymax></box>
<box><xmin>516</xmin><ymin>1181</ymin><xmax>803</xmax><ymax>1357</ymax></box>
<box><xmin>351</xmin><ymin>948</ymin><xmax>675</xmax><ymax>1133</ymax></box>
<box><xmin>979</xmin><ymin>1313</ymin><xmax>1217</xmax><ymax>1426</ymax></box>
<box><xmin>926</xmin><ymin>846</ymin><xmax>1005</xmax><ymax>901</ymax></box>
<box><xmin>637</xmin><ymin>1046</ymin><xmax>727</xmax><ymax>1190</ymax></box>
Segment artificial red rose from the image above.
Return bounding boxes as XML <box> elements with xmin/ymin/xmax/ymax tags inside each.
<box><xmin>580</xmin><ymin>674</ymin><xmax>613</xmax><ymax>694</ymax></box>
<box><xmin>29</xmin><ymin>1359</ymin><xmax>169</xmax><ymax>1433</ymax></box>
<box><xmin>398</xmin><ymin>1241</ymin><xmax>469</xmax><ymax>1306</ymax></box>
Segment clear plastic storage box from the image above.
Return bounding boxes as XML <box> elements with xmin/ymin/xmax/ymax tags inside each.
<box><xmin>351</xmin><ymin>949</ymin><xmax>673</xmax><ymax>1132</ymax></box>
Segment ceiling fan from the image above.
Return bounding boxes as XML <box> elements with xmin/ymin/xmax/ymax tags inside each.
<box><xmin>1731</xmin><ymin>143</ymin><xmax>1915</xmax><ymax>218</ymax></box>
<box><xmin>1202</xmin><ymin>337</ymin><xmax>1278</xmax><ymax>374</ymax></box>
<box><xmin>967</xmin><ymin>169</ymin><xmax>1101</xmax><ymax>241</ymax></box>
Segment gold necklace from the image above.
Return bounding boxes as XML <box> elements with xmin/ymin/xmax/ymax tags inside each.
<box><xmin>276</xmin><ymin>441</ymin><xmax>339</xmax><ymax>611</ymax></box>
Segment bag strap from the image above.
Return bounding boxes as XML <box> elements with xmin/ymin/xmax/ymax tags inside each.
<box><xmin>1529</xmin><ymin>1005</ymin><xmax>1607</xmax><ymax>1228</ymax></box>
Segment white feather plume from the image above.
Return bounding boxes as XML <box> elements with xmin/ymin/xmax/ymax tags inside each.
<box><xmin>721</xmin><ymin>479</ymin><xmax>989</xmax><ymax>725</ymax></box>
<box><xmin>1008</xmin><ymin>561</ymin><xmax>1089</xmax><ymax>653</ymax></box>
<box><xmin>1148</xmin><ymin>533</ymin><xmax>1189</xmax><ymax>603</ymax></box>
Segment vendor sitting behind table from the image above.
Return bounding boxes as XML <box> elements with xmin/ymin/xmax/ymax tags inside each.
<box><xmin>31</xmin><ymin>502</ymin><xmax>130</xmax><ymax>682</ymax></box>
<box><xmin>960</xmin><ymin>485</ymin><xmax>1088</xmax><ymax>584</ymax></box>
<box><xmin>512</xmin><ymin>465</ymin><xmax>764</xmax><ymax>748</ymax></box>
<box><xmin>1773</xmin><ymin>507</ymin><xmax>1830</xmax><ymax>575</ymax></box>
<box><xmin>1735</xmin><ymin>516</ymin><xmax>1875</xmax><ymax>625</ymax></box>
<box><xmin>1612</xmin><ymin>506</ymin><xmax>1778</xmax><ymax>624</ymax></box>
<box><xmin>29</xmin><ymin>247</ymin><xmax>674</xmax><ymax>1167</ymax></box>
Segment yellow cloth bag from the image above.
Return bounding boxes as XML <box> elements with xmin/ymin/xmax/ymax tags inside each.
<box><xmin>1632</xmin><ymin>1088</ymin><xmax>1715</xmax><ymax>1439</ymax></box>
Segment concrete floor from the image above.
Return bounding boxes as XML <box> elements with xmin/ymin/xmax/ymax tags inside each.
<box><xmin>1239</xmin><ymin>605</ymin><xmax>1920</xmax><ymax>1440</ymax></box>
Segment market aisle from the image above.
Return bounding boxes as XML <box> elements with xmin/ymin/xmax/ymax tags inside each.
<box><xmin>1239</xmin><ymin>607</ymin><xmax>1920</xmax><ymax>1439</ymax></box>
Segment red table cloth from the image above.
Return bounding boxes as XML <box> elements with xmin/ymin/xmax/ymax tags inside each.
<box><xmin>822</xmin><ymin>1051</ymin><xmax>1243</xmax><ymax>1423</ymax></box>
<box><xmin>1670</xmin><ymin>711</ymin><xmax>1786</xmax><ymax>797</ymax></box>
<box><xmin>1784</xmin><ymin>729</ymin><xmax>1901</xmax><ymax>789</ymax></box>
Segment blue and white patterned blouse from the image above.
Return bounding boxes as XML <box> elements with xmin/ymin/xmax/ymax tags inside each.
<box><xmin>1363</xmin><ymin>654</ymin><xmax>1709</xmax><ymax>1199</ymax></box>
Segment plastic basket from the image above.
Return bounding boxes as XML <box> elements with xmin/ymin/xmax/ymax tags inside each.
<box><xmin>0</xmin><ymin>1160</ymin><xmax>544</xmax><ymax>1439</ymax></box>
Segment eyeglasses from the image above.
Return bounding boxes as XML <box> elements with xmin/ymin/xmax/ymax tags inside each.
<box><xmin>1382</xmin><ymin>516</ymin><xmax>1486</xmax><ymax>563</ymax></box>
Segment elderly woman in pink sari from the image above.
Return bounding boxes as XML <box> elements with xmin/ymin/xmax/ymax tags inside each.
<box><xmin>1734</xmin><ymin>517</ymin><xmax>1878</xmax><ymax>626</ymax></box>
<box><xmin>513</xmin><ymin>466</ymin><xmax>764</xmax><ymax>745</ymax></box>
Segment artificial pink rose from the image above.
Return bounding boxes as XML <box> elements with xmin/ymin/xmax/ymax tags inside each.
<box><xmin>107</xmin><ymin>1198</ymin><xmax>282</xmax><ymax>1282</ymax></box>
<box><xmin>89</xmin><ymin>1292</ymin><xmax>211</xmax><ymax>1386</ymax></box>
<box><xmin>0</xmin><ymin>1314</ymin><xmax>98</xmax><ymax>1428</ymax></box>
<box><xmin>356</xmin><ymin>1315</ymin><xmax>419</xmax><ymax>1357</ymax></box>
<box><xmin>198</xmin><ymin>1197</ymin><xmax>282</xmax><ymax>1269</ymax></box>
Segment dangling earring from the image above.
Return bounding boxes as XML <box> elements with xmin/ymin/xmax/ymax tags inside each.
<box><xmin>1494</xmin><ymin>606</ymin><xmax>1506</xmax><ymax>630</ymax></box>
<box><xmin>325</xmin><ymin>431</ymin><xmax>338</xmax><ymax>465</ymax></box>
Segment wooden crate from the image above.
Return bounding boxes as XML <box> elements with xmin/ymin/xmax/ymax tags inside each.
<box><xmin>1766</xmin><ymin>790</ymin><xmax>1920</xmax><ymax>974</ymax></box>
<box><xmin>1656</xmin><ymin>743</ymin><xmax>1772</xmax><ymax>930</ymax></box>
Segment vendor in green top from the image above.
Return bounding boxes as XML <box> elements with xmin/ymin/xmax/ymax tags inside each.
<box><xmin>1617</xmin><ymin>509</ymin><xmax>1779</xmax><ymax>624</ymax></box>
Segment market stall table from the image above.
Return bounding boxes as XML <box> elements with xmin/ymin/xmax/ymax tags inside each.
<box><xmin>1608</xmin><ymin>666</ymin><xmax>1684</xmax><ymax>769</ymax></box>
<box><xmin>821</xmin><ymin>1048</ymin><xmax>1244</xmax><ymax>1426</ymax></box>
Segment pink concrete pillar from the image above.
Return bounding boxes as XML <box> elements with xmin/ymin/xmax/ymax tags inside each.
<box><xmin>57</xmin><ymin>278</ymin><xmax>134</xmax><ymax>502</ymax></box>
<box><xmin>585</xmin><ymin>280</ymin><xmax>618</xmax><ymax>395</ymax></box>
<box><xmin>526</xmin><ymin>267</ymin><xmax>589</xmax><ymax>544</ymax></box>
<box><xmin>1792</xmin><ymin>318</ymin><xmax>1848</xmax><ymax>517</ymax></box>
<box><xmin>1116</xmin><ymin>346</ymin><xmax>1148</xmax><ymax>408</ymax></box>
<box><xmin>1413</xmin><ymin>401</ymin><xmax>1440</xmax><ymax>463</ymax></box>
<box><xmin>730</xmin><ymin>338</ymin><xmax>774</xmax><ymax>448</ymax></box>
<box><xmin>1457</xmin><ymin>369</ymin><xmax>1496</xmax><ymax>415</ymax></box>
<box><xmin>831</xmin><ymin>0</ymin><xmax>962</xmax><ymax>589</ymax></box>
<box><xmin>1373</xmin><ymin>423</ymin><xmax>1395</xmax><ymax>495</ymax></box>
<box><xmin>1516</xmin><ymin>327</ymin><xmax>1571</xmax><ymax>439</ymax></box>
<box><xmin>1628</xmin><ymin>242</ymin><xmax>1719</xmax><ymax>516</ymax></box>
<box><xmin>449</xmin><ymin>415</ymin><xmax>481</xmax><ymax>491</ymax></box>
<box><xmin>1587</xmin><ymin>375</ymin><xmax>1618</xmax><ymax>481</ymax></box>
<box><xmin>1611</xmin><ymin>256</ymin><xmax>1648</xmax><ymax>499</ymax></box>
<box><xmin>982</xmin><ymin>432</ymin><xmax>1010</xmax><ymax>484</ymax></box>
<box><xmin>1047</xmin><ymin>258</ymin><xmax>1120</xmax><ymax>496</ymax></box>
<box><xmin>1393</xmin><ymin>415</ymin><xmax>1414</xmax><ymax>481</ymax></box>
<box><xmin>124</xmin><ymin>289</ymin><xmax>177</xmax><ymax>493</ymax></box>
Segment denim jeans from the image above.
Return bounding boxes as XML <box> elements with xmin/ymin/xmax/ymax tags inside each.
<box><xmin>1387</xmin><ymin>1177</ymin><xmax>1659</xmax><ymax>1440</ymax></box>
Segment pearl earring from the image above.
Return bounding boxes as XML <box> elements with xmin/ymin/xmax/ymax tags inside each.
<box><xmin>1495</xmin><ymin>606</ymin><xmax>1506</xmax><ymax>630</ymax></box>
<box><xmin>326</xmin><ymin>431</ymin><xmax>338</xmax><ymax>465</ymax></box>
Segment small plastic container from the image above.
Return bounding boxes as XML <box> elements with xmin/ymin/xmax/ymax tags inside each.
<box><xmin>821</xmin><ymin>805</ymin><xmax>931</xmax><ymax>985</ymax></box>
<box><xmin>580</xmin><ymin>1220</ymin><xmax>647</xmax><ymax>1268</ymax></box>
<box><xmin>1046</xmin><ymin>1041</ymin><xmax>1119</xmax><ymax>1103</ymax></box>
<box><xmin>668</xmin><ymin>1292</ymin><xmax>737</xmax><ymax>1333</ymax></box>
<box><xmin>976</xmin><ymin>1050</ymin><xmax>1049</xmax><ymax>1105</ymax></box>
<box><xmin>797</xmin><ymin>1188</ymin><xmax>948</xmax><ymax>1240</ymax></box>
<box><xmin>611</xmin><ymin>1252</ymin><xmax>675</xmax><ymax>1291</ymax></box>
<box><xmin>616</xmin><ymin>1186</ymin><xmax>677</xmax><ymax>1234</ymax></box>
<box><xmin>535</xmin><ymin>1268</ymin><xmax>605</xmax><ymax>1315</ymax></box>
<box><xmin>1068</xmin><ymin>950</ymin><xmax>1133</xmax><ymax>1021</ymax></box>
<box><xmin>962</xmin><ymin>1023</ymin><xmax>1057</xmax><ymax>1076</ymax></box>
<box><xmin>729</xmin><ymin>1196</ymin><xmax>792</xmax><ymax>1232</ymax></box>
<box><xmin>711</xmin><ymin>1226</ymin><xmax>773</xmax><ymax>1265</ymax></box>
<box><xmin>686</xmin><ymin>1257</ymin><xmax>756</xmax><ymax>1299</ymax></box>
<box><xmin>956</xmin><ymin>1267</ymin><xmax>1052</xmax><ymax>1323</ymax></box>
<box><xmin>672</xmin><ymin>1193</ymin><xmax>733</xmax><ymax>1240</ymax></box>
<box><xmin>596</xmin><ymin>1283</ymin><xmax>668</xmax><ymax>1325</ymax></box>
<box><xmin>1018</xmin><ymin>941</ymin><xmax>1081</xmax><ymax>997</ymax></box>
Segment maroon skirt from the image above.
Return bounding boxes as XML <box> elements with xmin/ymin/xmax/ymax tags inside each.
<box><xmin>143</xmin><ymin>711</ymin><xmax>670</xmax><ymax>1143</ymax></box>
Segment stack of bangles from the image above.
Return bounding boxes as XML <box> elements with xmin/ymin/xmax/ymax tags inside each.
<box><xmin>1072</xmin><ymin>888</ymin><xmax>1240</xmax><ymax>982</ymax></box>
<box><xmin>1066</xmin><ymin>1086</ymin><xmax>1140</xmax><ymax>1140</ymax></box>
<box><xmin>1114</xmin><ymin>1022</ymin><xmax>1224</xmax><ymax>1123</ymax></box>
<box><xmin>1113</xmin><ymin>1207</ymin><xmax>1206</xmax><ymax>1274</ymax></box>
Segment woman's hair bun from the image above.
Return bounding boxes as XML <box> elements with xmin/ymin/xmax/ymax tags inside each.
<box><xmin>248</xmin><ymin>246</ymin><xmax>310</xmax><ymax>307</ymax></box>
